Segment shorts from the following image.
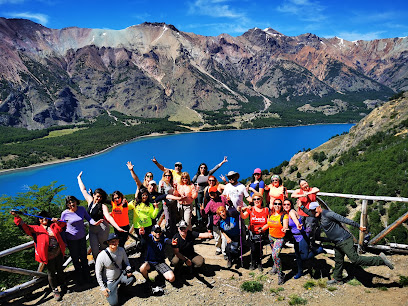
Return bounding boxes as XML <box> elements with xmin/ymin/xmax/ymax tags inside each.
<box><xmin>150</xmin><ymin>262</ymin><xmax>172</xmax><ymax>275</ymax></box>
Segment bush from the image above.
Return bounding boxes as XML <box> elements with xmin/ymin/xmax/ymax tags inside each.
<box><xmin>289</xmin><ymin>294</ymin><xmax>307</xmax><ymax>305</ymax></box>
<box><xmin>241</xmin><ymin>280</ymin><xmax>263</xmax><ymax>292</ymax></box>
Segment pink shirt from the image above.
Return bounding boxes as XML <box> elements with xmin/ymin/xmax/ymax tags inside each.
<box><xmin>176</xmin><ymin>184</ymin><xmax>198</xmax><ymax>205</ymax></box>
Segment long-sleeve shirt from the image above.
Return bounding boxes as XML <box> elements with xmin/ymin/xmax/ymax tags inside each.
<box><xmin>301</xmin><ymin>206</ymin><xmax>359</xmax><ymax>243</ymax></box>
<box><xmin>128</xmin><ymin>201</ymin><xmax>159</xmax><ymax>228</ymax></box>
<box><xmin>204</xmin><ymin>196</ymin><xmax>228</xmax><ymax>225</ymax></box>
<box><xmin>95</xmin><ymin>247</ymin><xmax>130</xmax><ymax>290</ymax></box>
<box><xmin>192</xmin><ymin>164</ymin><xmax>222</xmax><ymax>194</ymax></box>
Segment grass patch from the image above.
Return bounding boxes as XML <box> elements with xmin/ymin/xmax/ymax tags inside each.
<box><xmin>317</xmin><ymin>279</ymin><xmax>327</xmax><ymax>288</ymax></box>
<box><xmin>277</xmin><ymin>296</ymin><xmax>285</xmax><ymax>301</ymax></box>
<box><xmin>303</xmin><ymin>280</ymin><xmax>316</xmax><ymax>290</ymax></box>
<box><xmin>256</xmin><ymin>274</ymin><xmax>268</xmax><ymax>281</ymax></box>
<box><xmin>399</xmin><ymin>275</ymin><xmax>408</xmax><ymax>287</ymax></box>
<box><xmin>230</xmin><ymin>275</ymin><xmax>235</xmax><ymax>280</ymax></box>
<box><xmin>347</xmin><ymin>278</ymin><xmax>362</xmax><ymax>286</ymax></box>
<box><xmin>327</xmin><ymin>286</ymin><xmax>337</xmax><ymax>292</ymax></box>
<box><xmin>270</xmin><ymin>287</ymin><xmax>285</xmax><ymax>294</ymax></box>
<box><xmin>249</xmin><ymin>272</ymin><xmax>256</xmax><ymax>278</ymax></box>
<box><xmin>43</xmin><ymin>127</ymin><xmax>86</xmax><ymax>138</ymax></box>
<box><xmin>241</xmin><ymin>280</ymin><xmax>263</xmax><ymax>293</ymax></box>
<box><xmin>289</xmin><ymin>294</ymin><xmax>308</xmax><ymax>305</ymax></box>
<box><xmin>377</xmin><ymin>286</ymin><xmax>388</xmax><ymax>291</ymax></box>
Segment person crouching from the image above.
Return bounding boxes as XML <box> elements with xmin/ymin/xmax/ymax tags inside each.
<box><xmin>95</xmin><ymin>233</ymin><xmax>135</xmax><ymax>306</ymax></box>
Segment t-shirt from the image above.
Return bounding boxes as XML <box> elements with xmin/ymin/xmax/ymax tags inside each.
<box><xmin>248</xmin><ymin>207</ymin><xmax>269</xmax><ymax>233</ymax></box>
<box><xmin>95</xmin><ymin>247</ymin><xmax>130</xmax><ymax>290</ymax></box>
<box><xmin>222</xmin><ymin>183</ymin><xmax>249</xmax><ymax>209</ymax></box>
<box><xmin>204</xmin><ymin>196</ymin><xmax>227</xmax><ymax>225</ymax></box>
<box><xmin>145</xmin><ymin>234</ymin><xmax>170</xmax><ymax>264</ymax></box>
<box><xmin>128</xmin><ymin>201</ymin><xmax>159</xmax><ymax>228</ymax></box>
<box><xmin>219</xmin><ymin>215</ymin><xmax>240</xmax><ymax>238</ymax></box>
<box><xmin>172</xmin><ymin>230</ymin><xmax>200</xmax><ymax>258</ymax></box>
<box><xmin>111</xmin><ymin>201</ymin><xmax>129</xmax><ymax>227</ymax></box>
<box><xmin>171</xmin><ymin>169</ymin><xmax>182</xmax><ymax>184</ymax></box>
<box><xmin>191</xmin><ymin>164</ymin><xmax>222</xmax><ymax>194</ymax></box>
<box><xmin>268</xmin><ymin>213</ymin><xmax>288</xmax><ymax>238</ymax></box>
<box><xmin>249</xmin><ymin>180</ymin><xmax>265</xmax><ymax>197</ymax></box>
<box><xmin>61</xmin><ymin>206</ymin><xmax>92</xmax><ymax>240</ymax></box>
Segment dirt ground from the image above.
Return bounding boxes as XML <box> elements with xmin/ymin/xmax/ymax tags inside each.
<box><xmin>4</xmin><ymin>237</ymin><xmax>408</xmax><ymax>306</ymax></box>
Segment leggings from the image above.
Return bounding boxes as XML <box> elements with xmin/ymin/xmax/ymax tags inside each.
<box><xmin>114</xmin><ymin>224</ymin><xmax>130</xmax><ymax>248</ymax></box>
<box><xmin>89</xmin><ymin>220</ymin><xmax>110</xmax><ymax>260</ymax></box>
<box><xmin>47</xmin><ymin>251</ymin><xmax>65</xmax><ymax>290</ymax></box>
<box><xmin>269</xmin><ymin>236</ymin><xmax>285</xmax><ymax>273</ymax></box>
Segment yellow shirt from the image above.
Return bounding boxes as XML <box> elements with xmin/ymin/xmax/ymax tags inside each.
<box><xmin>128</xmin><ymin>201</ymin><xmax>159</xmax><ymax>229</ymax></box>
<box><xmin>268</xmin><ymin>213</ymin><xmax>288</xmax><ymax>238</ymax></box>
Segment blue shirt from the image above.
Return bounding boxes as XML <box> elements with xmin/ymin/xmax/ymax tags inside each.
<box><xmin>145</xmin><ymin>233</ymin><xmax>170</xmax><ymax>264</ymax></box>
<box><xmin>219</xmin><ymin>215</ymin><xmax>240</xmax><ymax>238</ymax></box>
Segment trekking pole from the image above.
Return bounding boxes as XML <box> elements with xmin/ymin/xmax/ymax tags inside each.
<box><xmin>239</xmin><ymin>213</ymin><xmax>243</xmax><ymax>267</ymax></box>
<box><xmin>11</xmin><ymin>210</ymin><xmax>67</xmax><ymax>222</ymax></box>
<box><xmin>259</xmin><ymin>233</ymin><xmax>263</xmax><ymax>270</ymax></box>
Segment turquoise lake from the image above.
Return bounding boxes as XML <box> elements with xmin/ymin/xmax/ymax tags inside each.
<box><xmin>0</xmin><ymin>124</ymin><xmax>353</xmax><ymax>198</ymax></box>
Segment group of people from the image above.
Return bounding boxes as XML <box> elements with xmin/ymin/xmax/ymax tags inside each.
<box><xmin>10</xmin><ymin>158</ymin><xmax>395</xmax><ymax>305</ymax></box>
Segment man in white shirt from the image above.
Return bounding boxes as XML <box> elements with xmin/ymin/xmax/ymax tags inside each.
<box><xmin>95</xmin><ymin>233</ymin><xmax>135</xmax><ymax>306</ymax></box>
<box><xmin>222</xmin><ymin>171</ymin><xmax>252</xmax><ymax>209</ymax></box>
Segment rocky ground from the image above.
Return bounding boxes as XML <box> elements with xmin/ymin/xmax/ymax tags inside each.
<box><xmin>4</xmin><ymin>238</ymin><xmax>408</xmax><ymax>306</ymax></box>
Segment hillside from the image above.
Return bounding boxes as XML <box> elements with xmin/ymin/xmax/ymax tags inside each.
<box><xmin>1</xmin><ymin>19</ymin><xmax>406</xmax><ymax>129</ymax></box>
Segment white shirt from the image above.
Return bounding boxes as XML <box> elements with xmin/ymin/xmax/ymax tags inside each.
<box><xmin>222</xmin><ymin>183</ymin><xmax>249</xmax><ymax>209</ymax></box>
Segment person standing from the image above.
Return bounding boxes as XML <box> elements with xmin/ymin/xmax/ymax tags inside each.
<box><xmin>299</xmin><ymin>202</ymin><xmax>394</xmax><ymax>285</ymax></box>
<box><xmin>247</xmin><ymin>168</ymin><xmax>265</xmax><ymax>197</ymax></box>
<box><xmin>110</xmin><ymin>191</ymin><xmax>130</xmax><ymax>248</ymax></box>
<box><xmin>152</xmin><ymin>157</ymin><xmax>184</xmax><ymax>184</ymax></box>
<box><xmin>222</xmin><ymin>171</ymin><xmax>252</xmax><ymax>210</ymax></box>
<box><xmin>174</xmin><ymin>172</ymin><xmax>198</xmax><ymax>231</ymax></box>
<box><xmin>95</xmin><ymin>233</ymin><xmax>135</xmax><ymax>306</ymax></box>
<box><xmin>11</xmin><ymin>210</ymin><xmax>69</xmax><ymax>301</ymax></box>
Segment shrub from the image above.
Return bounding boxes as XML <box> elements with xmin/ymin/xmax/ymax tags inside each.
<box><xmin>241</xmin><ymin>280</ymin><xmax>263</xmax><ymax>292</ymax></box>
<box><xmin>289</xmin><ymin>294</ymin><xmax>307</xmax><ymax>305</ymax></box>
<box><xmin>303</xmin><ymin>280</ymin><xmax>316</xmax><ymax>289</ymax></box>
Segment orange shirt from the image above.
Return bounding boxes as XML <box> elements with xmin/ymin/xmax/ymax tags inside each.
<box><xmin>268</xmin><ymin>213</ymin><xmax>288</xmax><ymax>238</ymax></box>
<box><xmin>269</xmin><ymin>185</ymin><xmax>285</xmax><ymax>202</ymax></box>
<box><xmin>111</xmin><ymin>201</ymin><xmax>129</xmax><ymax>227</ymax></box>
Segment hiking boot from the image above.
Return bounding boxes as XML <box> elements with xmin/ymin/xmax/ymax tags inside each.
<box><xmin>53</xmin><ymin>289</ymin><xmax>62</xmax><ymax>301</ymax></box>
<box><xmin>380</xmin><ymin>252</ymin><xmax>394</xmax><ymax>270</ymax></box>
<box><xmin>268</xmin><ymin>266</ymin><xmax>278</xmax><ymax>275</ymax></box>
<box><xmin>249</xmin><ymin>261</ymin><xmax>256</xmax><ymax>270</ymax></box>
<box><xmin>277</xmin><ymin>272</ymin><xmax>285</xmax><ymax>285</ymax></box>
<box><xmin>151</xmin><ymin>286</ymin><xmax>164</xmax><ymax>295</ymax></box>
<box><xmin>224</xmin><ymin>255</ymin><xmax>228</xmax><ymax>260</ymax></box>
<box><xmin>327</xmin><ymin>279</ymin><xmax>344</xmax><ymax>285</ymax></box>
<box><xmin>227</xmin><ymin>259</ymin><xmax>232</xmax><ymax>268</ymax></box>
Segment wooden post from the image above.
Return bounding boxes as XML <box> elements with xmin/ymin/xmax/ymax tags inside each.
<box><xmin>358</xmin><ymin>200</ymin><xmax>368</xmax><ymax>253</ymax></box>
<box><xmin>368</xmin><ymin>210</ymin><xmax>408</xmax><ymax>245</ymax></box>
<box><xmin>0</xmin><ymin>265</ymin><xmax>47</xmax><ymax>277</ymax></box>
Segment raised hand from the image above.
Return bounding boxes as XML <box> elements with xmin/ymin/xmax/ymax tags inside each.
<box><xmin>151</xmin><ymin>156</ymin><xmax>157</xmax><ymax>163</ymax></box>
<box><xmin>139</xmin><ymin>227</ymin><xmax>145</xmax><ymax>235</ymax></box>
<box><xmin>297</xmin><ymin>223</ymin><xmax>303</xmax><ymax>230</ymax></box>
<box><xmin>126</xmin><ymin>161</ymin><xmax>134</xmax><ymax>171</ymax></box>
<box><xmin>77</xmin><ymin>171</ymin><xmax>83</xmax><ymax>179</ymax></box>
<box><xmin>172</xmin><ymin>238</ymin><xmax>178</xmax><ymax>246</ymax></box>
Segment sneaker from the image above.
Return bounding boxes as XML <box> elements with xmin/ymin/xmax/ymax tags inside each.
<box><xmin>227</xmin><ymin>260</ymin><xmax>232</xmax><ymax>268</ymax></box>
<box><xmin>380</xmin><ymin>252</ymin><xmax>394</xmax><ymax>270</ymax></box>
<box><xmin>249</xmin><ymin>262</ymin><xmax>255</xmax><ymax>270</ymax></box>
<box><xmin>151</xmin><ymin>286</ymin><xmax>164</xmax><ymax>295</ymax></box>
<box><xmin>223</xmin><ymin>255</ymin><xmax>228</xmax><ymax>260</ymax></box>
<box><xmin>293</xmin><ymin>273</ymin><xmax>303</xmax><ymax>279</ymax></box>
<box><xmin>327</xmin><ymin>279</ymin><xmax>344</xmax><ymax>285</ymax></box>
<box><xmin>268</xmin><ymin>266</ymin><xmax>278</xmax><ymax>275</ymax></box>
<box><xmin>258</xmin><ymin>264</ymin><xmax>263</xmax><ymax>272</ymax></box>
<box><xmin>215</xmin><ymin>250</ymin><xmax>222</xmax><ymax>255</ymax></box>
<box><xmin>53</xmin><ymin>289</ymin><xmax>62</xmax><ymax>301</ymax></box>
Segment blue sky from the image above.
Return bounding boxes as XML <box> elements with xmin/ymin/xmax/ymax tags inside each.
<box><xmin>1</xmin><ymin>0</ymin><xmax>408</xmax><ymax>40</ymax></box>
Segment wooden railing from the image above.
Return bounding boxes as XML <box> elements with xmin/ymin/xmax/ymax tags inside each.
<box><xmin>1</xmin><ymin>191</ymin><xmax>407</xmax><ymax>300</ymax></box>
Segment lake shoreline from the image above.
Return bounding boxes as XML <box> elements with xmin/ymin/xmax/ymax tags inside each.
<box><xmin>0</xmin><ymin>122</ymin><xmax>353</xmax><ymax>175</ymax></box>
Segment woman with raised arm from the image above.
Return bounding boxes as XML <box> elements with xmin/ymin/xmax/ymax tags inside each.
<box><xmin>267</xmin><ymin>198</ymin><xmax>289</xmax><ymax>285</ymax></box>
<box><xmin>192</xmin><ymin>157</ymin><xmax>228</xmax><ymax>225</ymax></box>
<box><xmin>240</xmin><ymin>192</ymin><xmax>269</xmax><ymax>271</ymax></box>
<box><xmin>11</xmin><ymin>210</ymin><xmax>69</xmax><ymax>301</ymax></box>
<box><xmin>158</xmin><ymin>170</ymin><xmax>178</xmax><ymax>237</ymax></box>
<box><xmin>77</xmin><ymin>171</ymin><xmax>125</xmax><ymax>261</ymax></box>
<box><xmin>266</xmin><ymin>175</ymin><xmax>287</xmax><ymax>210</ymax></box>
<box><xmin>174</xmin><ymin>172</ymin><xmax>198</xmax><ymax>231</ymax></box>
<box><xmin>61</xmin><ymin>196</ymin><xmax>103</xmax><ymax>287</ymax></box>
<box><xmin>282</xmin><ymin>199</ymin><xmax>324</xmax><ymax>279</ymax></box>
<box><xmin>247</xmin><ymin>168</ymin><xmax>265</xmax><ymax>197</ymax></box>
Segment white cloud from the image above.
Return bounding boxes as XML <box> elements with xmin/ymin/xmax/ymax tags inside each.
<box><xmin>277</xmin><ymin>0</ymin><xmax>326</xmax><ymax>22</ymax></box>
<box><xmin>5</xmin><ymin>12</ymin><xmax>49</xmax><ymax>25</ymax></box>
<box><xmin>185</xmin><ymin>21</ymin><xmax>250</xmax><ymax>35</ymax></box>
<box><xmin>188</xmin><ymin>0</ymin><xmax>245</xmax><ymax>18</ymax></box>
<box><xmin>335</xmin><ymin>31</ymin><xmax>385</xmax><ymax>41</ymax></box>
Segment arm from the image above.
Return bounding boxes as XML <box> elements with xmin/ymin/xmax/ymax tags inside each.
<box><xmin>77</xmin><ymin>171</ymin><xmax>93</xmax><ymax>205</ymax></box>
<box><xmin>150</xmin><ymin>203</ymin><xmax>160</xmax><ymax>219</ymax></box>
<box><xmin>289</xmin><ymin>209</ymin><xmax>302</xmax><ymax>230</ymax></box>
<box><xmin>298</xmin><ymin>204</ymin><xmax>315</xmax><ymax>218</ymax></box>
<box><xmin>151</xmin><ymin>156</ymin><xmax>167</xmax><ymax>171</ymax></box>
<box><xmin>208</xmin><ymin>156</ymin><xmax>228</xmax><ymax>175</ymax></box>
<box><xmin>126</xmin><ymin>161</ymin><xmax>142</xmax><ymax>188</ymax></box>
<box><xmin>95</xmin><ymin>254</ymin><xmax>109</xmax><ymax>294</ymax></box>
<box><xmin>221</xmin><ymin>231</ymin><xmax>231</xmax><ymax>244</ymax></box>
<box><xmin>327</xmin><ymin>211</ymin><xmax>360</xmax><ymax>228</ymax></box>
<box><xmin>291</xmin><ymin>189</ymin><xmax>302</xmax><ymax>198</ymax></box>
<box><xmin>258</xmin><ymin>181</ymin><xmax>265</xmax><ymax>196</ymax></box>
<box><xmin>190</xmin><ymin>185</ymin><xmax>198</xmax><ymax>200</ymax></box>
<box><xmin>102</xmin><ymin>204</ymin><xmax>125</xmax><ymax>232</ymax></box>
<box><xmin>282</xmin><ymin>216</ymin><xmax>289</xmax><ymax>232</ymax></box>
<box><xmin>240</xmin><ymin>206</ymin><xmax>250</xmax><ymax>219</ymax></box>
<box><xmin>198</xmin><ymin>232</ymin><xmax>213</xmax><ymax>239</ymax></box>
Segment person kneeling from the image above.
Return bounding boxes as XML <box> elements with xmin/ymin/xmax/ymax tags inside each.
<box><xmin>95</xmin><ymin>233</ymin><xmax>135</xmax><ymax>306</ymax></box>
<box><xmin>171</xmin><ymin>220</ymin><xmax>213</xmax><ymax>274</ymax></box>
<box><xmin>139</xmin><ymin>225</ymin><xmax>175</xmax><ymax>294</ymax></box>
<box><xmin>216</xmin><ymin>206</ymin><xmax>240</xmax><ymax>268</ymax></box>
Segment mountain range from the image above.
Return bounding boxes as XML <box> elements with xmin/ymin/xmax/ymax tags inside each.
<box><xmin>0</xmin><ymin>18</ymin><xmax>406</xmax><ymax>129</ymax></box>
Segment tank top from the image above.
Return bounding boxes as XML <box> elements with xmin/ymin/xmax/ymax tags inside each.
<box><xmin>248</xmin><ymin>207</ymin><xmax>268</xmax><ymax>233</ymax></box>
<box><xmin>296</xmin><ymin>189</ymin><xmax>317</xmax><ymax>217</ymax></box>
<box><xmin>269</xmin><ymin>185</ymin><xmax>285</xmax><ymax>201</ymax></box>
<box><xmin>111</xmin><ymin>201</ymin><xmax>129</xmax><ymax>227</ymax></box>
<box><xmin>268</xmin><ymin>213</ymin><xmax>288</xmax><ymax>238</ymax></box>
<box><xmin>87</xmin><ymin>201</ymin><xmax>104</xmax><ymax>221</ymax></box>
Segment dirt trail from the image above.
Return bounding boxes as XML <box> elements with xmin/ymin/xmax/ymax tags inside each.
<box><xmin>6</xmin><ymin>238</ymin><xmax>408</xmax><ymax>306</ymax></box>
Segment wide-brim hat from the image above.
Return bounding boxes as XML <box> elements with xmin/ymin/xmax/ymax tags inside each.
<box><xmin>104</xmin><ymin>233</ymin><xmax>120</xmax><ymax>245</ymax></box>
<box><xmin>226</xmin><ymin>171</ymin><xmax>239</xmax><ymax>178</ymax></box>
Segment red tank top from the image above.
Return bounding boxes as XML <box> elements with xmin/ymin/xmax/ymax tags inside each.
<box><xmin>249</xmin><ymin>207</ymin><xmax>269</xmax><ymax>233</ymax></box>
<box><xmin>297</xmin><ymin>189</ymin><xmax>317</xmax><ymax>217</ymax></box>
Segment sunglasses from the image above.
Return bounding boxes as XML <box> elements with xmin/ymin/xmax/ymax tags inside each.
<box><xmin>179</xmin><ymin>227</ymin><xmax>187</xmax><ymax>231</ymax></box>
<box><xmin>253</xmin><ymin>198</ymin><xmax>262</xmax><ymax>201</ymax></box>
<box><xmin>208</xmin><ymin>179</ymin><xmax>216</xmax><ymax>182</ymax></box>
<box><xmin>182</xmin><ymin>177</ymin><xmax>188</xmax><ymax>180</ymax></box>
<box><xmin>283</xmin><ymin>203</ymin><xmax>291</xmax><ymax>206</ymax></box>
<box><xmin>274</xmin><ymin>202</ymin><xmax>282</xmax><ymax>206</ymax></box>
<box><xmin>146</xmin><ymin>175</ymin><xmax>153</xmax><ymax>178</ymax></box>
<box><xmin>272</xmin><ymin>179</ymin><xmax>279</xmax><ymax>182</ymax></box>
<box><xmin>164</xmin><ymin>174</ymin><xmax>171</xmax><ymax>177</ymax></box>
<box><xmin>175</xmin><ymin>165</ymin><xmax>182</xmax><ymax>168</ymax></box>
